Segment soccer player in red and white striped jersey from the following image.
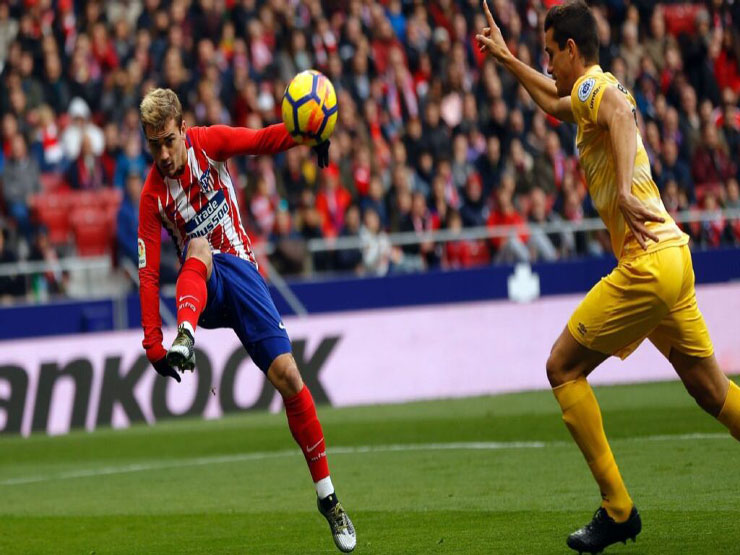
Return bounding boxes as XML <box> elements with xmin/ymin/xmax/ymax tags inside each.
<box><xmin>137</xmin><ymin>88</ymin><xmax>355</xmax><ymax>553</ymax></box>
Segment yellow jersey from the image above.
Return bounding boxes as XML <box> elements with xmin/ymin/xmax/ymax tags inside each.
<box><xmin>570</xmin><ymin>65</ymin><xmax>687</xmax><ymax>260</ymax></box>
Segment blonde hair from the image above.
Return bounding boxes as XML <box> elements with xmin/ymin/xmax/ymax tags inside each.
<box><xmin>139</xmin><ymin>88</ymin><xmax>182</xmax><ymax>131</ymax></box>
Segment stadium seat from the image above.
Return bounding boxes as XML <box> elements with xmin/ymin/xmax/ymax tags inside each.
<box><xmin>96</xmin><ymin>187</ymin><xmax>122</xmax><ymax>210</ymax></box>
<box><xmin>73</xmin><ymin>190</ymin><xmax>102</xmax><ymax>210</ymax></box>
<box><xmin>39</xmin><ymin>172</ymin><xmax>69</xmax><ymax>193</ymax></box>
<box><xmin>30</xmin><ymin>192</ymin><xmax>73</xmax><ymax>245</ymax></box>
<box><xmin>70</xmin><ymin>207</ymin><xmax>114</xmax><ymax>256</ymax></box>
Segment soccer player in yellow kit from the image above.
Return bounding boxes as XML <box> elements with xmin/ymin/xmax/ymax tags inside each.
<box><xmin>477</xmin><ymin>1</ymin><xmax>740</xmax><ymax>552</ymax></box>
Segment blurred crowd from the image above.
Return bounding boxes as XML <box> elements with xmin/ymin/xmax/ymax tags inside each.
<box><xmin>1</xmin><ymin>0</ymin><xmax>740</xmax><ymax>301</ymax></box>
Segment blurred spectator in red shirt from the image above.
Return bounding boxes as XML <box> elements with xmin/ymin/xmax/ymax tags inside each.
<box><xmin>34</xmin><ymin>104</ymin><xmax>64</xmax><ymax>172</ymax></box>
<box><xmin>443</xmin><ymin>209</ymin><xmax>489</xmax><ymax>269</ymax></box>
<box><xmin>711</xmin><ymin>28</ymin><xmax>740</xmax><ymax>95</ymax></box>
<box><xmin>692</xmin><ymin>123</ymin><xmax>736</xmax><ymax>194</ymax></box>
<box><xmin>67</xmin><ymin>134</ymin><xmax>105</xmax><ymax>190</ymax></box>
<box><xmin>488</xmin><ymin>177</ymin><xmax>530</xmax><ymax>263</ymax></box>
<box><xmin>316</xmin><ymin>164</ymin><xmax>352</xmax><ymax>238</ymax></box>
<box><xmin>698</xmin><ymin>191</ymin><xmax>727</xmax><ymax>248</ymax></box>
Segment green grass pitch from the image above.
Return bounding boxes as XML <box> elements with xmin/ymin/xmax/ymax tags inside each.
<box><xmin>1</xmin><ymin>378</ymin><xmax>738</xmax><ymax>554</ymax></box>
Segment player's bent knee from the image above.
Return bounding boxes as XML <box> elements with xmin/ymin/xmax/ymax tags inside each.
<box><xmin>546</xmin><ymin>352</ymin><xmax>567</xmax><ymax>387</ymax></box>
<box><xmin>186</xmin><ymin>237</ymin><xmax>213</xmax><ymax>273</ymax></box>
<box><xmin>267</xmin><ymin>353</ymin><xmax>304</xmax><ymax>397</ymax></box>
<box><xmin>685</xmin><ymin>376</ymin><xmax>725</xmax><ymax>416</ymax></box>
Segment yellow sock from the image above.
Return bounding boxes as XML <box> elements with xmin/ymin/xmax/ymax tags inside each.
<box><xmin>718</xmin><ymin>380</ymin><xmax>740</xmax><ymax>440</ymax></box>
<box><xmin>553</xmin><ymin>377</ymin><xmax>633</xmax><ymax>522</ymax></box>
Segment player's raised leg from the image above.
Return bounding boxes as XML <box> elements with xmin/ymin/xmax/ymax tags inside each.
<box><xmin>167</xmin><ymin>237</ymin><xmax>211</xmax><ymax>371</ymax></box>
<box><xmin>547</xmin><ymin>327</ymin><xmax>642</xmax><ymax>552</ymax></box>
<box><xmin>267</xmin><ymin>352</ymin><xmax>356</xmax><ymax>553</ymax></box>
<box><xmin>671</xmin><ymin>350</ymin><xmax>740</xmax><ymax>439</ymax></box>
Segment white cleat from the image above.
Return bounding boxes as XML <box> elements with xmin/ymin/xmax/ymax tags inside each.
<box><xmin>317</xmin><ymin>494</ymin><xmax>356</xmax><ymax>553</ymax></box>
<box><xmin>166</xmin><ymin>324</ymin><xmax>196</xmax><ymax>372</ymax></box>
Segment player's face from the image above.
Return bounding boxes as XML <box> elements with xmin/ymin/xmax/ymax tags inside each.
<box><xmin>145</xmin><ymin>118</ymin><xmax>187</xmax><ymax>178</ymax></box>
<box><xmin>545</xmin><ymin>29</ymin><xmax>575</xmax><ymax>98</ymax></box>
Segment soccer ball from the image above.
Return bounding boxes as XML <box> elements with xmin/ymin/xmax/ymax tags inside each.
<box><xmin>282</xmin><ymin>70</ymin><xmax>338</xmax><ymax>146</ymax></box>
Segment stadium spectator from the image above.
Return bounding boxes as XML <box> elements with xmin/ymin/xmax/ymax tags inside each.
<box><xmin>692</xmin><ymin>123</ymin><xmax>736</xmax><ymax>196</ymax></box>
<box><xmin>451</xmin><ymin>133</ymin><xmax>474</xmax><ymax>191</ymax></box>
<box><xmin>726</xmin><ymin>177</ymin><xmax>740</xmax><ymax>244</ymax></box>
<box><xmin>459</xmin><ymin>172</ymin><xmax>488</xmax><ymax>228</ymax></box>
<box><xmin>443</xmin><ymin>209</ymin><xmax>489</xmax><ymax>269</ymax></box>
<box><xmin>0</xmin><ymin>227</ymin><xmax>25</xmax><ymax>300</ymax></box>
<box><xmin>0</xmin><ymin>4</ymin><xmax>18</xmax><ymax>63</ymax></box>
<box><xmin>360</xmin><ymin>206</ymin><xmax>398</xmax><ymax>276</ymax></box>
<box><xmin>113</xmin><ymin>134</ymin><xmax>147</xmax><ymax>189</ymax></box>
<box><xmin>644</xmin><ymin>6</ymin><xmax>676</xmax><ymax>74</ymax></box>
<box><xmin>116</xmin><ymin>171</ymin><xmax>142</xmax><ymax>270</ymax></box>
<box><xmin>33</xmin><ymin>104</ymin><xmax>65</xmax><ymax>172</ymax></box>
<box><xmin>2</xmin><ymin>134</ymin><xmax>39</xmax><ymax>239</ymax></box>
<box><xmin>269</xmin><ymin>208</ymin><xmax>307</xmax><ymax>277</ymax></box>
<box><xmin>532</xmin><ymin>130</ymin><xmax>566</xmax><ymax>195</ymax></box>
<box><xmin>334</xmin><ymin>204</ymin><xmax>363</xmax><ymax>274</ymax></box>
<box><xmin>67</xmin><ymin>134</ymin><xmax>105</xmax><ymax>190</ymax></box>
<box><xmin>476</xmin><ymin>135</ymin><xmax>504</xmax><ymax>197</ymax></box>
<box><xmin>60</xmin><ymin>97</ymin><xmax>104</xmax><ymax>160</ymax></box>
<box><xmin>360</xmin><ymin>175</ymin><xmax>389</xmax><ymax>230</ymax></box>
<box><xmin>697</xmin><ymin>191</ymin><xmax>727</xmax><ymax>248</ymax></box>
<box><xmin>399</xmin><ymin>190</ymin><xmax>437</xmax><ymax>269</ymax></box>
<box><xmin>249</xmin><ymin>175</ymin><xmax>279</xmax><ymax>239</ymax></box>
<box><xmin>28</xmin><ymin>226</ymin><xmax>65</xmax><ymax>299</ymax></box>
<box><xmin>658</xmin><ymin>138</ymin><xmax>694</xmax><ymax>198</ymax></box>
<box><xmin>42</xmin><ymin>51</ymin><xmax>71</xmax><ymax>115</ymax></box>
<box><xmin>528</xmin><ymin>187</ymin><xmax>563</xmax><ymax>262</ymax></box>
<box><xmin>315</xmin><ymin>164</ymin><xmax>352</xmax><ymax>239</ymax></box>
<box><xmin>0</xmin><ymin>0</ymin><xmax>736</xmax><ymax>285</ymax></box>
<box><xmin>487</xmin><ymin>177</ymin><xmax>530</xmax><ymax>263</ymax></box>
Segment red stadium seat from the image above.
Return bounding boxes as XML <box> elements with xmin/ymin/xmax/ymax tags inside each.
<box><xmin>96</xmin><ymin>187</ymin><xmax>122</xmax><ymax>211</ymax></box>
<box><xmin>30</xmin><ymin>192</ymin><xmax>73</xmax><ymax>245</ymax></box>
<box><xmin>72</xmin><ymin>190</ymin><xmax>101</xmax><ymax>210</ymax></box>
<box><xmin>70</xmin><ymin>207</ymin><xmax>114</xmax><ymax>257</ymax></box>
<box><xmin>39</xmin><ymin>172</ymin><xmax>69</xmax><ymax>193</ymax></box>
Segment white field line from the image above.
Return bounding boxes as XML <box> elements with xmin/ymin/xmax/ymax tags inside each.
<box><xmin>0</xmin><ymin>433</ymin><xmax>728</xmax><ymax>487</ymax></box>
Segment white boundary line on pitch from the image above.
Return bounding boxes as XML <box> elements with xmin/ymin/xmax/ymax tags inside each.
<box><xmin>0</xmin><ymin>433</ymin><xmax>728</xmax><ymax>487</ymax></box>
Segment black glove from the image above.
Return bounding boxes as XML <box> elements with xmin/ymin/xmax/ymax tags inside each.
<box><xmin>312</xmin><ymin>140</ymin><xmax>330</xmax><ymax>168</ymax></box>
<box><xmin>153</xmin><ymin>357</ymin><xmax>181</xmax><ymax>382</ymax></box>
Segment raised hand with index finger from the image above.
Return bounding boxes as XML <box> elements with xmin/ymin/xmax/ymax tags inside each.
<box><xmin>475</xmin><ymin>1</ymin><xmax>512</xmax><ymax>63</ymax></box>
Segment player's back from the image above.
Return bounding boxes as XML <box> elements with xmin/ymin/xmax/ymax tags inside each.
<box><xmin>570</xmin><ymin>66</ymin><xmax>687</xmax><ymax>260</ymax></box>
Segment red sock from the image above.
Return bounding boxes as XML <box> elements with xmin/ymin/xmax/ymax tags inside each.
<box><xmin>176</xmin><ymin>257</ymin><xmax>208</xmax><ymax>330</ymax></box>
<box><xmin>284</xmin><ymin>385</ymin><xmax>330</xmax><ymax>482</ymax></box>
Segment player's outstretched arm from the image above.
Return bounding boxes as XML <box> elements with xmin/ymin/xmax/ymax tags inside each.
<box><xmin>197</xmin><ymin>124</ymin><xmax>330</xmax><ymax>168</ymax></box>
<box><xmin>198</xmin><ymin>124</ymin><xmax>296</xmax><ymax>161</ymax></box>
<box><xmin>137</xmin><ymin>185</ymin><xmax>180</xmax><ymax>381</ymax></box>
<box><xmin>597</xmin><ymin>86</ymin><xmax>664</xmax><ymax>250</ymax></box>
<box><xmin>475</xmin><ymin>1</ymin><xmax>574</xmax><ymax>123</ymax></box>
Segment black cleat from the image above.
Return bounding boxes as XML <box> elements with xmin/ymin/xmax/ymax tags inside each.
<box><xmin>567</xmin><ymin>506</ymin><xmax>641</xmax><ymax>554</ymax></box>
<box><xmin>166</xmin><ymin>324</ymin><xmax>195</xmax><ymax>372</ymax></box>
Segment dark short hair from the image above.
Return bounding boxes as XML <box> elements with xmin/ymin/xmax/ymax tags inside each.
<box><xmin>544</xmin><ymin>0</ymin><xmax>599</xmax><ymax>63</ymax></box>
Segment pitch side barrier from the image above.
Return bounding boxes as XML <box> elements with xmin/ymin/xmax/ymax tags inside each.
<box><xmin>0</xmin><ymin>282</ymin><xmax>738</xmax><ymax>436</ymax></box>
<box><xmin>0</xmin><ymin>246</ymin><xmax>738</xmax><ymax>341</ymax></box>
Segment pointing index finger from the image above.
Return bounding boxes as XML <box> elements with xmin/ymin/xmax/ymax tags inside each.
<box><xmin>482</xmin><ymin>0</ymin><xmax>495</xmax><ymax>28</ymax></box>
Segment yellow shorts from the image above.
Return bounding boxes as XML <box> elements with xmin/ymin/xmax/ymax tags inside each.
<box><xmin>567</xmin><ymin>245</ymin><xmax>714</xmax><ymax>360</ymax></box>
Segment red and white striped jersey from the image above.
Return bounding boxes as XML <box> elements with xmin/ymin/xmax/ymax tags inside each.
<box><xmin>138</xmin><ymin>123</ymin><xmax>295</xmax><ymax>363</ymax></box>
